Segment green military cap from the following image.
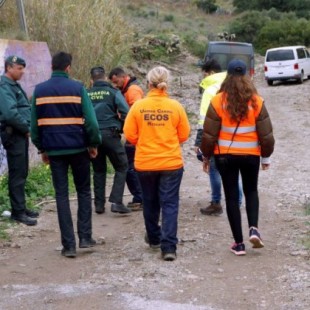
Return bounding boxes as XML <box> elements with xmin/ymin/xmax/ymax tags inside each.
<box><xmin>5</xmin><ymin>55</ymin><xmax>26</xmax><ymax>67</ymax></box>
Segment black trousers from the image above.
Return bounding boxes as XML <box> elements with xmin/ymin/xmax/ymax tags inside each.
<box><xmin>49</xmin><ymin>151</ymin><xmax>92</xmax><ymax>249</ymax></box>
<box><xmin>1</xmin><ymin>131</ymin><xmax>28</xmax><ymax>215</ymax></box>
<box><xmin>215</xmin><ymin>154</ymin><xmax>260</xmax><ymax>244</ymax></box>
<box><xmin>91</xmin><ymin>129</ymin><xmax>128</xmax><ymax>207</ymax></box>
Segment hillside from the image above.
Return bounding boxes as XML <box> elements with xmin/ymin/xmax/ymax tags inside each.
<box><xmin>119</xmin><ymin>0</ymin><xmax>236</xmax><ymax>60</ymax></box>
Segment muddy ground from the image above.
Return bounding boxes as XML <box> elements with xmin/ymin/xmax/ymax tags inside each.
<box><xmin>0</xmin><ymin>54</ymin><xmax>309</xmax><ymax>310</ymax></box>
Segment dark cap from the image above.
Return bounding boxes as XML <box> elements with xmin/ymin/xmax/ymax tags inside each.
<box><xmin>90</xmin><ymin>66</ymin><xmax>105</xmax><ymax>75</ymax></box>
<box><xmin>227</xmin><ymin>59</ymin><xmax>246</xmax><ymax>76</ymax></box>
<box><xmin>5</xmin><ymin>55</ymin><xmax>26</xmax><ymax>67</ymax></box>
<box><xmin>201</xmin><ymin>59</ymin><xmax>221</xmax><ymax>73</ymax></box>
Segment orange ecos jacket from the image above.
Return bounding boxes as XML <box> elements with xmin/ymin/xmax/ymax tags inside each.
<box><xmin>123</xmin><ymin>88</ymin><xmax>190</xmax><ymax>171</ymax></box>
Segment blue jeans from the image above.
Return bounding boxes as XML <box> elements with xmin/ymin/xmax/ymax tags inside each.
<box><xmin>209</xmin><ymin>156</ymin><xmax>222</xmax><ymax>203</ymax></box>
<box><xmin>210</xmin><ymin>156</ymin><xmax>243</xmax><ymax>206</ymax></box>
<box><xmin>49</xmin><ymin>151</ymin><xmax>92</xmax><ymax>249</ymax></box>
<box><xmin>137</xmin><ymin>168</ymin><xmax>183</xmax><ymax>253</ymax></box>
<box><xmin>125</xmin><ymin>144</ymin><xmax>143</xmax><ymax>203</ymax></box>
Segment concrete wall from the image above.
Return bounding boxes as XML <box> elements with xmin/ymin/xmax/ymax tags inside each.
<box><xmin>0</xmin><ymin>39</ymin><xmax>52</xmax><ymax>174</ymax></box>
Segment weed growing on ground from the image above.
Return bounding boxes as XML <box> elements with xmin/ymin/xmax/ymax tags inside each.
<box><xmin>301</xmin><ymin>197</ymin><xmax>310</xmax><ymax>250</ymax></box>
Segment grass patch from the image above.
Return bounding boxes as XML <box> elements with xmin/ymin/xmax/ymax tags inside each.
<box><xmin>0</xmin><ymin>163</ymin><xmax>75</xmax><ymax>240</ymax></box>
<box><xmin>304</xmin><ymin>197</ymin><xmax>310</xmax><ymax>216</ymax></box>
<box><xmin>301</xmin><ymin>197</ymin><xmax>310</xmax><ymax>250</ymax></box>
<box><xmin>0</xmin><ymin>222</ymin><xmax>10</xmax><ymax>241</ymax></box>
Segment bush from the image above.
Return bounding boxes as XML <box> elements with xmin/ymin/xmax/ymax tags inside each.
<box><xmin>256</xmin><ymin>17</ymin><xmax>310</xmax><ymax>54</ymax></box>
<box><xmin>23</xmin><ymin>0</ymin><xmax>134</xmax><ymax>83</ymax></box>
<box><xmin>229</xmin><ymin>11</ymin><xmax>270</xmax><ymax>44</ymax></box>
<box><xmin>164</xmin><ymin>14</ymin><xmax>175</xmax><ymax>22</ymax></box>
<box><xmin>195</xmin><ymin>0</ymin><xmax>218</xmax><ymax>14</ymax></box>
<box><xmin>183</xmin><ymin>34</ymin><xmax>206</xmax><ymax>58</ymax></box>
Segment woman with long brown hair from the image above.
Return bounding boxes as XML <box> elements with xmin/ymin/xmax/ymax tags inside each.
<box><xmin>200</xmin><ymin>59</ymin><xmax>275</xmax><ymax>256</ymax></box>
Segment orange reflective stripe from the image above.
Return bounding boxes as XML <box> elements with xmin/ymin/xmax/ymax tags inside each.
<box><xmin>36</xmin><ymin>96</ymin><xmax>81</xmax><ymax>105</ymax></box>
<box><xmin>38</xmin><ymin>118</ymin><xmax>84</xmax><ymax>126</ymax></box>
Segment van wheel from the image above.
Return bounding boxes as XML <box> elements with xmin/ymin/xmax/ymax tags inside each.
<box><xmin>267</xmin><ymin>80</ymin><xmax>273</xmax><ymax>86</ymax></box>
<box><xmin>298</xmin><ymin>72</ymin><xmax>304</xmax><ymax>84</ymax></box>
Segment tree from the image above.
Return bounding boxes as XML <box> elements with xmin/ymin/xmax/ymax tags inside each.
<box><xmin>233</xmin><ymin>0</ymin><xmax>310</xmax><ymax>18</ymax></box>
<box><xmin>229</xmin><ymin>11</ymin><xmax>270</xmax><ymax>43</ymax></box>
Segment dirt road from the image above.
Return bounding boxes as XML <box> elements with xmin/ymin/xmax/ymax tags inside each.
<box><xmin>0</xmin><ymin>55</ymin><xmax>309</xmax><ymax>310</ymax></box>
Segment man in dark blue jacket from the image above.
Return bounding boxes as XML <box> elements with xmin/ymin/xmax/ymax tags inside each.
<box><xmin>88</xmin><ymin>66</ymin><xmax>131</xmax><ymax>215</ymax></box>
<box><xmin>31</xmin><ymin>52</ymin><xmax>101</xmax><ymax>258</ymax></box>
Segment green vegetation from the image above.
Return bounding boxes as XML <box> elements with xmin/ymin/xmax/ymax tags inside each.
<box><xmin>195</xmin><ymin>0</ymin><xmax>218</xmax><ymax>14</ymax></box>
<box><xmin>301</xmin><ymin>198</ymin><xmax>310</xmax><ymax>250</ymax></box>
<box><xmin>0</xmin><ymin>163</ymin><xmax>75</xmax><ymax>240</ymax></box>
<box><xmin>0</xmin><ymin>0</ymin><xmax>133</xmax><ymax>83</ymax></box>
<box><xmin>0</xmin><ymin>164</ymin><xmax>56</xmax><ymax>216</ymax></box>
<box><xmin>304</xmin><ymin>197</ymin><xmax>310</xmax><ymax>216</ymax></box>
<box><xmin>0</xmin><ymin>223</ymin><xmax>9</xmax><ymax>240</ymax></box>
<box><xmin>0</xmin><ymin>164</ymin><xmax>51</xmax><ymax>240</ymax></box>
<box><xmin>229</xmin><ymin>10</ymin><xmax>310</xmax><ymax>54</ymax></box>
<box><xmin>233</xmin><ymin>0</ymin><xmax>310</xmax><ymax>18</ymax></box>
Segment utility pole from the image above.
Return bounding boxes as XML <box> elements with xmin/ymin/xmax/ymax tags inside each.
<box><xmin>16</xmin><ymin>0</ymin><xmax>28</xmax><ymax>38</ymax></box>
<box><xmin>0</xmin><ymin>0</ymin><xmax>6</xmax><ymax>8</ymax></box>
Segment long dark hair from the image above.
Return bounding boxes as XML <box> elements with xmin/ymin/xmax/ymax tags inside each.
<box><xmin>219</xmin><ymin>75</ymin><xmax>258</xmax><ymax>122</ymax></box>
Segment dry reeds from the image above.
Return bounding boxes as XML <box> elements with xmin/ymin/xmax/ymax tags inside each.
<box><xmin>23</xmin><ymin>0</ymin><xmax>133</xmax><ymax>83</ymax></box>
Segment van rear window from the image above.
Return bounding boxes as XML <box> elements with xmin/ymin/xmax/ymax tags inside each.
<box><xmin>209</xmin><ymin>53</ymin><xmax>251</xmax><ymax>72</ymax></box>
<box><xmin>266</xmin><ymin>50</ymin><xmax>295</xmax><ymax>62</ymax></box>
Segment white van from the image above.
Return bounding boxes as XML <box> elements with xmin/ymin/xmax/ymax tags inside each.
<box><xmin>264</xmin><ymin>46</ymin><xmax>310</xmax><ymax>86</ymax></box>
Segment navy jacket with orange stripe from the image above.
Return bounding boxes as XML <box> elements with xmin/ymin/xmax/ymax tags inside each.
<box><xmin>31</xmin><ymin>71</ymin><xmax>101</xmax><ymax>155</ymax></box>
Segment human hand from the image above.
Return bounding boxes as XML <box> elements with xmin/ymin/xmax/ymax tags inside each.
<box><xmin>262</xmin><ymin>164</ymin><xmax>270</xmax><ymax>170</ymax></box>
<box><xmin>41</xmin><ymin>152</ymin><xmax>49</xmax><ymax>164</ymax></box>
<box><xmin>203</xmin><ymin>159</ymin><xmax>210</xmax><ymax>174</ymax></box>
<box><xmin>88</xmin><ymin>147</ymin><xmax>98</xmax><ymax>158</ymax></box>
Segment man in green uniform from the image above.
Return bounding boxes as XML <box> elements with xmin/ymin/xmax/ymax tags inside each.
<box><xmin>0</xmin><ymin>56</ymin><xmax>38</xmax><ymax>226</ymax></box>
<box><xmin>88</xmin><ymin>66</ymin><xmax>131</xmax><ymax>214</ymax></box>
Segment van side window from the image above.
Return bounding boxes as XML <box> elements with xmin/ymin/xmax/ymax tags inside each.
<box><xmin>297</xmin><ymin>48</ymin><xmax>306</xmax><ymax>59</ymax></box>
<box><xmin>305</xmin><ymin>49</ymin><xmax>310</xmax><ymax>58</ymax></box>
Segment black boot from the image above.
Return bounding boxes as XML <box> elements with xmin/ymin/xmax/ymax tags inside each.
<box><xmin>11</xmin><ymin>213</ymin><xmax>37</xmax><ymax>226</ymax></box>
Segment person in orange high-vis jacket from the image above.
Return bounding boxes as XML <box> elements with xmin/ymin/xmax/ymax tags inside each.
<box><xmin>123</xmin><ymin>66</ymin><xmax>190</xmax><ymax>261</ymax></box>
<box><xmin>201</xmin><ymin>59</ymin><xmax>275</xmax><ymax>256</ymax></box>
<box><xmin>109</xmin><ymin>67</ymin><xmax>144</xmax><ymax>210</ymax></box>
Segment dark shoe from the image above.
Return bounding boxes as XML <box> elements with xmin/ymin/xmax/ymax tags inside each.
<box><xmin>162</xmin><ymin>252</ymin><xmax>177</xmax><ymax>261</ymax></box>
<box><xmin>79</xmin><ymin>238</ymin><xmax>97</xmax><ymax>248</ymax></box>
<box><xmin>111</xmin><ymin>203</ymin><xmax>132</xmax><ymax>214</ymax></box>
<box><xmin>25</xmin><ymin>208</ymin><xmax>39</xmax><ymax>218</ymax></box>
<box><xmin>127</xmin><ymin>202</ymin><xmax>143</xmax><ymax>211</ymax></box>
<box><xmin>230</xmin><ymin>242</ymin><xmax>246</xmax><ymax>256</ymax></box>
<box><xmin>61</xmin><ymin>247</ymin><xmax>76</xmax><ymax>258</ymax></box>
<box><xmin>95</xmin><ymin>205</ymin><xmax>105</xmax><ymax>214</ymax></box>
<box><xmin>200</xmin><ymin>201</ymin><xmax>223</xmax><ymax>216</ymax></box>
<box><xmin>144</xmin><ymin>233</ymin><xmax>160</xmax><ymax>249</ymax></box>
<box><xmin>11</xmin><ymin>213</ymin><xmax>37</xmax><ymax>226</ymax></box>
<box><xmin>249</xmin><ymin>227</ymin><xmax>264</xmax><ymax>248</ymax></box>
